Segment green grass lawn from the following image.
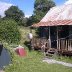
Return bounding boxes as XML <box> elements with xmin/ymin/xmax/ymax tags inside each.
<box><xmin>19</xmin><ymin>26</ymin><xmax>36</xmax><ymax>45</ymax></box>
<box><xmin>4</xmin><ymin>27</ymin><xmax>72</xmax><ymax>72</ymax></box>
<box><xmin>4</xmin><ymin>48</ymin><xmax>72</xmax><ymax>72</ymax></box>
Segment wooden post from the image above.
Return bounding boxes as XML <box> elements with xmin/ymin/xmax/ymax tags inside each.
<box><xmin>70</xmin><ymin>40</ymin><xmax>71</xmax><ymax>51</ymax></box>
<box><xmin>57</xmin><ymin>27</ymin><xmax>59</xmax><ymax>49</ymax></box>
<box><xmin>58</xmin><ymin>39</ymin><xmax>60</xmax><ymax>51</ymax></box>
<box><xmin>49</xmin><ymin>26</ymin><xmax>51</xmax><ymax>48</ymax></box>
<box><xmin>68</xmin><ymin>40</ymin><xmax>69</xmax><ymax>51</ymax></box>
<box><xmin>66</xmin><ymin>40</ymin><xmax>68</xmax><ymax>50</ymax></box>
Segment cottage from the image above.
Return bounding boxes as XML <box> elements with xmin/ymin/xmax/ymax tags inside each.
<box><xmin>32</xmin><ymin>0</ymin><xmax>72</xmax><ymax>55</ymax></box>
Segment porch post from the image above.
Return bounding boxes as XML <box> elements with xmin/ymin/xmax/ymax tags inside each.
<box><xmin>49</xmin><ymin>26</ymin><xmax>51</xmax><ymax>48</ymax></box>
<box><xmin>57</xmin><ymin>26</ymin><xmax>58</xmax><ymax>49</ymax></box>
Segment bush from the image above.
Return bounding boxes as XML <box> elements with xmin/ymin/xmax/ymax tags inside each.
<box><xmin>0</xmin><ymin>19</ymin><xmax>21</xmax><ymax>44</ymax></box>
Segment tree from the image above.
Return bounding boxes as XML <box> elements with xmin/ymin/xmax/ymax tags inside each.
<box><xmin>27</xmin><ymin>0</ymin><xmax>55</xmax><ymax>26</ymax></box>
<box><xmin>0</xmin><ymin>18</ymin><xmax>21</xmax><ymax>43</ymax></box>
<box><xmin>0</xmin><ymin>15</ymin><xmax>3</xmax><ymax>22</ymax></box>
<box><xmin>19</xmin><ymin>17</ymin><xmax>28</xmax><ymax>26</ymax></box>
<box><xmin>30</xmin><ymin>0</ymin><xmax>56</xmax><ymax>37</ymax></box>
<box><xmin>0</xmin><ymin>15</ymin><xmax>1</xmax><ymax>18</ymax></box>
<box><xmin>27</xmin><ymin>16</ymin><xmax>35</xmax><ymax>26</ymax></box>
<box><xmin>33</xmin><ymin>0</ymin><xmax>56</xmax><ymax>23</ymax></box>
<box><xmin>5</xmin><ymin>6</ymin><xmax>24</xmax><ymax>25</ymax></box>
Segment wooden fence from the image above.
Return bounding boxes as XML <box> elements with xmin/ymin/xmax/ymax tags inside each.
<box><xmin>58</xmin><ymin>39</ymin><xmax>72</xmax><ymax>51</ymax></box>
<box><xmin>31</xmin><ymin>37</ymin><xmax>72</xmax><ymax>55</ymax></box>
<box><xmin>57</xmin><ymin>39</ymin><xmax>72</xmax><ymax>55</ymax></box>
<box><xmin>31</xmin><ymin>37</ymin><xmax>49</xmax><ymax>50</ymax></box>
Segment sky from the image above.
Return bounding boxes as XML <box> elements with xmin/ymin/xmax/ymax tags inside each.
<box><xmin>0</xmin><ymin>0</ymin><xmax>68</xmax><ymax>17</ymax></box>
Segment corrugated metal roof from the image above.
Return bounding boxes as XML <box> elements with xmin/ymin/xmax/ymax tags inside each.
<box><xmin>32</xmin><ymin>20</ymin><xmax>72</xmax><ymax>27</ymax></box>
<box><xmin>32</xmin><ymin>0</ymin><xmax>72</xmax><ymax>27</ymax></box>
<box><xmin>41</xmin><ymin>4</ymin><xmax>72</xmax><ymax>22</ymax></box>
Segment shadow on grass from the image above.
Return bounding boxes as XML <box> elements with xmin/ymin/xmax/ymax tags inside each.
<box><xmin>24</xmin><ymin>41</ymin><xmax>43</xmax><ymax>54</ymax></box>
<box><xmin>24</xmin><ymin>41</ymin><xmax>32</xmax><ymax>51</ymax></box>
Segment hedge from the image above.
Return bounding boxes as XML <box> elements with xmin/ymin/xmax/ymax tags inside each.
<box><xmin>0</xmin><ymin>19</ymin><xmax>21</xmax><ymax>44</ymax></box>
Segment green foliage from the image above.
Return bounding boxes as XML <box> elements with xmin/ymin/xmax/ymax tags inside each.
<box><xmin>27</xmin><ymin>0</ymin><xmax>55</xmax><ymax>26</ymax></box>
<box><xmin>27</xmin><ymin>16</ymin><xmax>35</xmax><ymax>26</ymax></box>
<box><xmin>33</xmin><ymin>0</ymin><xmax>56</xmax><ymax>22</ymax></box>
<box><xmin>5</xmin><ymin>48</ymin><xmax>72</xmax><ymax>72</ymax></box>
<box><xmin>0</xmin><ymin>15</ymin><xmax>2</xmax><ymax>21</ymax></box>
<box><xmin>19</xmin><ymin>17</ymin><xmax>28</xmax><ymax>26</ymax></box>
<box><xmin>34</xmin><ymin>0</ymin><xmax>55</xmax><ymax>10</ymax></box>
<box><xmin>31</xmin><ymin>0</ymin><xmax>56</xmax><ymax>36</ymax></box>
<box><xmin>19</xmin><ymin>27</ymin><xmax>36</xmax><ymax>45</ymax></box>
<box><xmin>0</xmin><ymin>15</ymin><xmax>1</xmax><ymax>18</ymax></box>
<box><xmin>0</xmin><ymin>19</ymin><xmax>21</xmax><ymax>44</ymax></box>
<box><xmin>4</xmin><ymin>27</ymin><xmax>72</xmax><ymax>72</ymax></box>
<box><xmin>5</xmin><ymin>6</ymin><xmax>24</xmax><ymax>25</ymax></box>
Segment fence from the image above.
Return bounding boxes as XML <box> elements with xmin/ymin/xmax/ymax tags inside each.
<box><xmin>57</xmin><ymin>39</ymin><xmax>72</xmax><ymax>55</ymax></box>
<box><xmin>31</xmin><ymin>37</ymin><xmax>49</xmax><ymax>50</ymax></box>
<box><xmin>58</xmin><ymin>39</ymin><xmax>72</xmax><ymax>51</ymax></box>
<box><xmin>31</xmin><ymin>37</ymin><xmax>72</xmax><ymax>55</ymax></box>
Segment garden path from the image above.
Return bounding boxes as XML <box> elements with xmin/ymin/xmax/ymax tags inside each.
<box><xmin>43</xmin><ymin>58</ymin><xmax>72</xmax><ymax>67</ymax></box>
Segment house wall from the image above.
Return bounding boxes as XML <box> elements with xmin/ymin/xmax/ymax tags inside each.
<box><xmin>69</xmin><ymin>25</ymin><xmax>72</xmax><ymax>39</ymax></box>
<box><xmin>59</xmin><ymin>26</ymin><xmax>69</xmax><ymax>39</ymax></box>
<box><xmin>39</xmin><ymin>27</ymin><xmax>49</xmax><ymax>38</ymax></box>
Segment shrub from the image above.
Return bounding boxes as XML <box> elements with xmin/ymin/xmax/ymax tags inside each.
<box><xmin>0</xmin><ymin>19</ymin><xmax>21</xmax><ymax>44</ymax></box>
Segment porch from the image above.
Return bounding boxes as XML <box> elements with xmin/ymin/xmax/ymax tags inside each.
<box><xmin>31</xmin><ymin>37</ymin><xmax>72</xmax><ymax>55</ymax></box>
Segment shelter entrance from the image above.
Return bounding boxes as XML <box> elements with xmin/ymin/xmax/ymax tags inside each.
<box><xmin>59</xmin><ymin>26</ymin><xmax>69</xmax><ymax>39</ymax></box>
<box><xmin>50</xmin><ymin>26</ymin><xmax>69</xmax><ymax>48</ymax></box>
<box><xmin>50</xmin><ymin>26</ymin><xmax>57</xmax><ymax>48</ymax></box>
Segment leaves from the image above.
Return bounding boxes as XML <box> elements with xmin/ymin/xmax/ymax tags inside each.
<box><xmin>33</xmin><ymin>0</ymin><xmax>56</xmax><ymax>22</ymax></box>
<box><xmin>5</xmin><ymin>6</ymin><xmax>24</xmax><ymax>25</ymax></box>
<box><xmin>0</xmin><ymin>18</ymin><xmax>21</xmax><ymax>44</ymax></box>
<box><xmin>27</xmin><ymin>0</ymin><xmax>56</xmax><ymax>26</ymax></box>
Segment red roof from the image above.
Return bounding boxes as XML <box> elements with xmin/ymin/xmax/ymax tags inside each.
<box><xmin>32</xmin><ymin>20</ymin><xmax>72</xmax><ymax>27</ymax></box>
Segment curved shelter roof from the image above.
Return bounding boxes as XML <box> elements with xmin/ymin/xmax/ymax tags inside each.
<box><xmin>41</xmin><ymin>4</ymin><xmax>72</xmax><ymax>22</ymax></box>
<box><xmin>32</xmin><ymin>20</ymin><xmax>72</xmax><ymax>27</ymax></box>
<box><xmin>32</xmin><ymin>0</ymin><xmax>72</xmax><ymax>27</ymax></box>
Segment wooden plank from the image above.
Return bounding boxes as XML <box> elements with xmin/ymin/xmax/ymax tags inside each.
<box><xmin>57</xmin><ymin>27</ymin><xmax>59</xmax><ymax>50</ymax></box>
<box><xmin>58</xmin><ymin>39</ymin><xmax>60</xmax><ymax>51</ymax></box>
<box><xmin>49</xmin><ymin>26</ymin><xmax>51</xmax><ymax>48</ymax></box>
<box><xmin>66</xmin><ymin>40</ymin><xmax>68</xmax><ymax>50</ymax></box>
<box><xmin>68</xmin><ymin>40</ymin><xmax>70</xmax><ymax>51</ymax></box>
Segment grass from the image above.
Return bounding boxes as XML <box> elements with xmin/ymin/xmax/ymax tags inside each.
<box><xmin>19</xmin><ymin>26</ymin><xmax>36</xmax><ymax>45</ymax></box>
<box><xmin>4</xmin><ymin>47</ymin><xmax>72</xmax><ymax>72</ymax></box>
<box><xmin>53</xmin><ymin>55</ymin><xmax>72</xmax><ymax>63</ymax></box>
<box><xmin>4</xmin><ymin>27</ymin><xmax>72</xmax><ymax>72</ymax></box>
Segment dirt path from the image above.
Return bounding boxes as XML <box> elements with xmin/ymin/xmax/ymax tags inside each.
<box><xmin>43</xmin><ymin>58</ymin><xmax>72</xmax><ymax>67</ymax></box>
